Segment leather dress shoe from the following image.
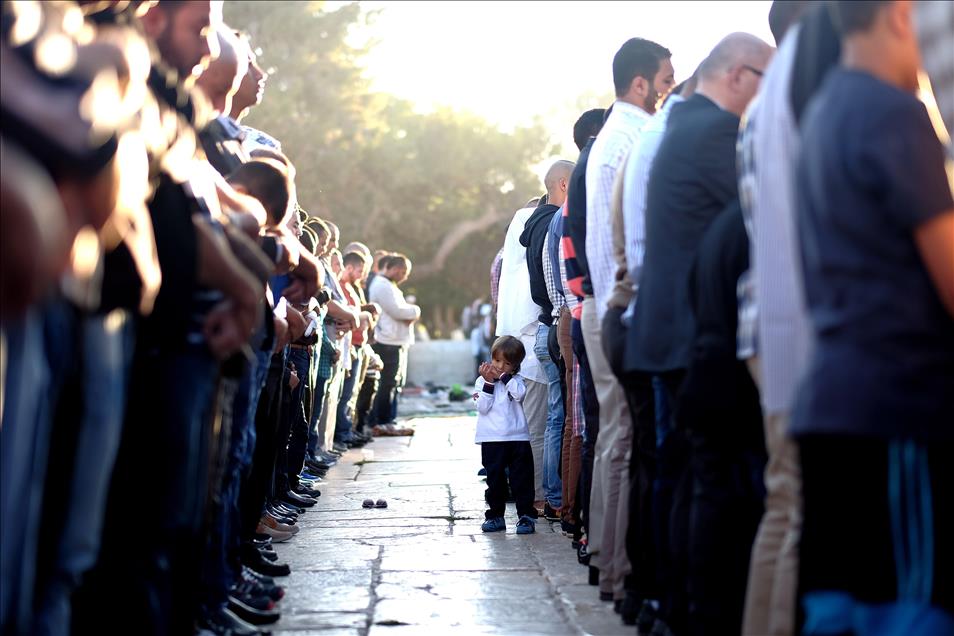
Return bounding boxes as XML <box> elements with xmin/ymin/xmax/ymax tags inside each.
<box><xmin>201</xmin><ymin>606</ymin><xmax>260</xmax><ymax>635</ymax></box>
<box><xmin>282</xmin><ymin>490</ymin><xmax>317</xmax><ymax>507</ymax></box>
<box><xmin>243</xmin><ymin>547</ymin><xmax>291</xmax><ymax>577</ymax></box>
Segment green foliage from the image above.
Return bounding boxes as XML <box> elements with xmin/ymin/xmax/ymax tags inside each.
<box><xmin>224</xmin><ymin>1</ymin><xmax>555</xmax><ymax>335</ymax></box>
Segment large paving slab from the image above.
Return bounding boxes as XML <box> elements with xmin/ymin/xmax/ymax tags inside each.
<box><xmin>270</xmin><ymin>416</ymin><xmax>633</xmax><ymax>635</ymax></box>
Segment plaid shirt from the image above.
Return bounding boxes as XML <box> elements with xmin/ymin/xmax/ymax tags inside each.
<box><xmin>736</xmin><ymin>102</ymin><xmax>759</xmax><ymax>360</ymax></box>
<box><xmin>542</xmin><ymin>234</ymin><xmax>563</xmax><ymax>321</ymax></box>
<box><xmin>490</xmin><ymin>246</ymin><xmax>504</xmax><ymax>309</ymax></box>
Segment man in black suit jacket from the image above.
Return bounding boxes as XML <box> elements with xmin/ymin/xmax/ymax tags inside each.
<box><xmin>618</xmin><ymin>32</ymin><xmax>773</xmax><ymax>632</ymax></box>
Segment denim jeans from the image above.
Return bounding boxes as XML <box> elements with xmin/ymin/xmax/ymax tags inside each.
<box><xmin>1</xmin><ymin>310</ymin><xmax>53</xmax><ymax>634</ymax></box>
<box><xmin>535</xmin><ymin>322</ymin><xmax>564</xmax><ymax>508</ymax></box>
<box><xmin>33</xmin><ymin>310</ymin><xmax>134</xmax><ymax>636</ymax></box>
<box><xmin>334</xmin><ymin>350</ymin><xmax>362</xmax><ymax>443</ymax></box>
<box><xmin>285</xmin><ymin>347</ymin><xmax>312</xmax><ymax>486</ymax></box>
<box><xmin>76</xmin><ymin>345</ymin><xmax>218</xmax><ymax>635</ymax></box>
<box><xmin>307</xmin><ymin>376</ymin><xmax>328</xmax><ymax>460</ymax></box>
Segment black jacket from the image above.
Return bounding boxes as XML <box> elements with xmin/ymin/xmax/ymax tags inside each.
<box><xmin>625</xmin><ymin>94</ymin><xmax>741</xmax><ymax>373</ymax></box>
<box><xmin>519</xmin><ymin>203</ymin><xmax>560</xmax><ymax>325</ymax></box>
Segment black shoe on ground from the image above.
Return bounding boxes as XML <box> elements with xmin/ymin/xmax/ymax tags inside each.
<box><xmin>578</xmin><ymin>540</ymin><xmax>591</xmax><ymax>566</ymax></box>
<box><xmin>243</xmin><ymin>547</ymin><xmax>291</xmax><ymax>578</ymax></box>
<box><xmin>227</xmin><ymin>591</ymin><xmax>280</xmax><ymax>626</ymax></box>
<box><xmin>259</xmin><ymin>548</ymin><xmax>278</xmax><ymax>562</ymax></box>
<box><xmin>294</xmin><ymin>484</ymin><xmax>321</xmax><ymax>498</ymax></box>
<box><xmin>636</xmin><ymin>600</ymin><xmax>660</xmax><ymax>635</ymax></box>
<box><xmin>200</xmin><ymin>606</ymin><xmax>260</xmax><ymax>635</ymax></box>
<box><xmin>543</xmin><ymin>503</ymin><xmax>561</xmax><ymax>521</ymax></box>
<box><xmin>240</xmin><ymin>567</ymin><xmax>285</xmax><ymax>602</ymax></box>
<box><xmin>282</xmin><ymin>490</ymin><xmax>317</xmax><ymax>507</ymax></box>
<box><xmin>620</xmin><ymin>590</ymin><xmax>641</xmax><ymax>626</ymax></box>
<box><xmin>599</xmin><ymin>591</ymin><xmax>614</xmax><ymax>602</ymax></box>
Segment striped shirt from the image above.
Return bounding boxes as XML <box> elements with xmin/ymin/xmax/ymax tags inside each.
<box><xmin>622</xmin><ymin>94</ymin><xmax>684</xmax><ymax>294</ymax></box>
<box><xmin>742</xmin><ymin>23</ymin><xmax>815</xmax><ymax>414</ymax></box>
<box><xmin>585</xmin><ymin>101</ymin><xmax>651</xmax><ymax>321</ymax></box>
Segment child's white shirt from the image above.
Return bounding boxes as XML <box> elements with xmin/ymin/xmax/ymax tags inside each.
<box><xmin>473</xmin><ymin>373</ymin><xmax>530</xmax><ymax>444</ymax></box>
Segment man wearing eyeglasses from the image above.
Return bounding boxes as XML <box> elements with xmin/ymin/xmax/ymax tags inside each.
<box><xmin>620</xmin><ymin>32</ymin><xmax>773</xmax><ymax>633</ymax></box>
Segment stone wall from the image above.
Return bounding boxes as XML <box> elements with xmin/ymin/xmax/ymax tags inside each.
<box><xmin>406</xmin><ymin>339</ymin><xmax>475</xmax><ymax>387</ymax></box>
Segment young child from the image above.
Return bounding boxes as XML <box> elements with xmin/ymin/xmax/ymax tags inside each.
<box><xmin>474</xmin><ymin>336</ymin><xmax>536</xmax><ymax>534</ymax></box>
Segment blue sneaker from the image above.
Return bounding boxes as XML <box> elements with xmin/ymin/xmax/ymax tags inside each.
<box><xmin>516</xmin><ymin>515</ymin><xmax>536</xmax><ymax>535</ymax></box>
<box><xmin>481</xmin><ymin>517</ymin><xmax>506</xmax><ymax>533</ymax></box>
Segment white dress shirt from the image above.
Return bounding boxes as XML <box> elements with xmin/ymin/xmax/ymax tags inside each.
<box><xmin>585</xmin><ymin>101</ymin><xmax>651</xmax><ymax>322</ymax></box>
<box><xmin>623</xmin><ymin>95</ymin><xmax>685</xmax><ymax>297</ymax></box>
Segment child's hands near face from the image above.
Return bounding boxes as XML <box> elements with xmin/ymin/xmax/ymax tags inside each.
<box><xmin>478</xmin><ymin>362</ymin><xmax>497</xmax><ymax>383</ymax></box>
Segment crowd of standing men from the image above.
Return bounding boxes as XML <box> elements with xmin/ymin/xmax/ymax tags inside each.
<box><xmin>492</xmin><ymin>1</ymin><xmax>953</xmax><ymax>634</ymax></box>
<box><xmin>1</xmin><ymin>1</ymin><xmax>423</xmax><ymax>634</ymax></box>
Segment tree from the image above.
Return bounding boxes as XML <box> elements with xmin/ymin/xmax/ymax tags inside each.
<box><xmin>225</xmin><ymin>1</ymin><xmax>554</xmax><ymax>336</ymax></box>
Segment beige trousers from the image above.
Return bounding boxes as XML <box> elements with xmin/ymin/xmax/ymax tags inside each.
<box><xmin>581</xmin><ymin>297</ymin><xmax>632</xmax><ymax>599</ymax></box>
<box><xmin>742</xmin><ymin>359</ymin><xmax>802</xmax><ymax>636</ymax></box>
<box><xmin>319</xmin><ymin>362</ymin><xmax>344</xmax><ymax>452</ymax></box>
<box><xmin>522</xmin><ymin>378</ymin><xmax>548</xmax><ymax>503</ymax></box>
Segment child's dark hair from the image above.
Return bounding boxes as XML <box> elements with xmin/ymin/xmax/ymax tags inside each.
<box><xmin>490</xmin><ymin>336</ymin><xmax>525</xmax><ymax>373</ymax></box>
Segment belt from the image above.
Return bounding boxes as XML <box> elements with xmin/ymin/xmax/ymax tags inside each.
<box><xmin>289</xmin><ymin>343</ymin><xmax>310</xmax><ymax>351</ymax></box>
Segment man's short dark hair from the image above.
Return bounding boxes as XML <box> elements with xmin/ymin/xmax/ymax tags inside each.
<box><xmin>226</xmin><ymin>159</ymin><xmax>291</xmax><ymax>224</ymax></box>
<box><xmin>306</xmin><ymin>217</ymin><xmax>330</xmax><ymax>242</ymax></box>
<box><xmin>387</xmin><ymin>253</ymin><xmax>410</xmax><ymax>272</ymax></box>
<box><xmin>490</xmin><ymin>335</ymin><xmax>526</xmax><ymax>373</ymax></box>
<box><xmin>828</xmin><ymin>1</ymin><xmax>891</xmax><ymax>36</ymax></box>
<box><xmin>343</xmin><ymin>251</ymin><xmax>368</xmax><ymax>269</ymax></box>
<box><xmin>377</xmin><ymin>252</ymin><xmax>394</xmax><ymax>270</ymax></box>
<box><xmin>572</xmin><ymin>109</ymin><xmax>606</xmax><ymax>151</ymax></box>
<box><xmin>769</xmin><ymin>1</ymin><xmax>811</xmax><ymax>44</ymax></box>
<box><xmin>612</xmin><ymin>38</ymin><xmax>672</xmax><ymax>98</ymax></box>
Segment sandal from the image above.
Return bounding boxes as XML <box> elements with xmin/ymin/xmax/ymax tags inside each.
<box><xmin>374</xmin><ymin>498</ymin><xmax>388</xmax><ymax>508</ymax></box>
<box><xmin>362</xmin><ymin>499</ymin><xmax>374</xmax><ymax>509</ymax></box>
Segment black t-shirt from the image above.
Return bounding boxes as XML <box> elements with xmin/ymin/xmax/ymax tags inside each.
<box><xmin>794</xmin><ymin>68</ymin><xmax>954</xmax><ymax>440</ymax></box>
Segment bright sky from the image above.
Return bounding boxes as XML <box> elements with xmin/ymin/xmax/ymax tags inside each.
<box><xmin>346</xmin><ymin>0</ymin><xmax>775</xmax><ymax>154</ymax></box>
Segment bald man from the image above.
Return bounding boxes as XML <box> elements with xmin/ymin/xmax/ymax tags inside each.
<box><xmin>196</xmin><ymin>26</ymin><xmax>246</xmax><ymax>116</ymax></box>
<box><xmin>518</xmin><ymin>159</ymin><xmax>574</xmax><ymax>515</ymax></box>
<box><xmin>197</xmin><ymin>26</ymin><xmax>251</xmax><ymax>176</ymax></box>
<box><xmin>621</xmin><ymin>32</ymin><xmax>773</xmax><ymax>632</ymax></box>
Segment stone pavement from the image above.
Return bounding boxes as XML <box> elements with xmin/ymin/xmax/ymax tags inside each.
<box><xmin>270</xmin><ymin>416</ymin><xmax>631</xmax><ymax>636</ymax></box>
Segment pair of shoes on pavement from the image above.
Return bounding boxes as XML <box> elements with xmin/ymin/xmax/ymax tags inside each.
<box><xmin>362</xmin><ymin>498</ymin><xmax>388</xmax><ymax>509</ymax></box>
<box><xmin>480</xmin><ymin>516</ymin><xmax>535</xmax><ymax>534</ymax></box>
<box><xmin>371</xmin><ymin>422</ymin><xmax>415</xmax><ymax>437</ymax></box>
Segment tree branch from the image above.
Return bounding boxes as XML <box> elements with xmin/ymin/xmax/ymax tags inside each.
<box><xmin>412</xmin><ymin>204</ymin><xmax>504</xmax><ymax>279</ymax></box>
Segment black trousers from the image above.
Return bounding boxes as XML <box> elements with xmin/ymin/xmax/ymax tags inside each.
<box><xmin>481</xmin><ymin>441</ymin><xmax>535</xmax><ymax>520</ymax></box>
<box><xmin>572</xmin><ymin>318</ymin><xmax>599</xmax><ymax>534</ymax></box>
<box><xmin>370</xmin><ymin>343</ymin><xmax>401</xmax><ymax>426</ymax></box>
<box><xmin>620</xmin><ymin>369</ymin><xmax>686</xmax><ymax>610</ymax></box>
<box><xmin>355</xmin><ymin>372</ymin><xmax>379</xmax><ymax>432</ymax></box>
<box><xmin>798</xmin><ymin>435</ymin><xmax>954</xmax><ymax>629</ymax></box>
